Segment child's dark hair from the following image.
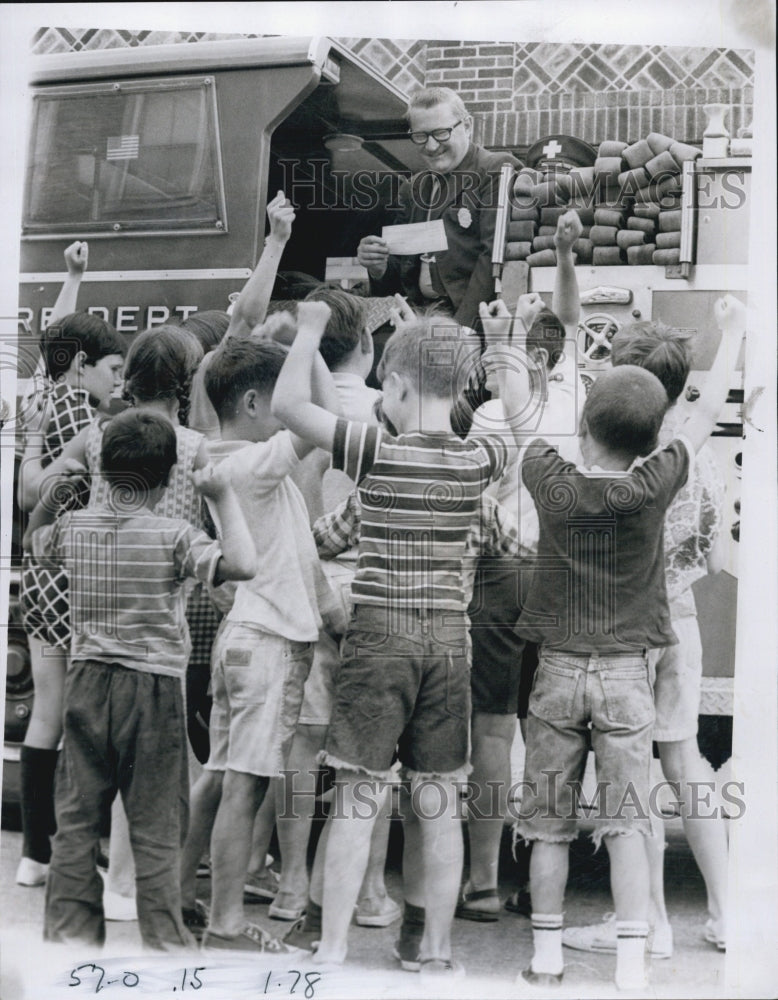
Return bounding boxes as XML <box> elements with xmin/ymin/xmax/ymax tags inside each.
<box><xmin>582</xmin><ymin>365</ymin><xmax>668</xmax><ymax>458</ymax></box>
<box><xmin>179</xmin><ymin>310</ymin><xmax>230</xmax><ymax>354</ymax></box>
<box><xmin>204</xmin><ymin>338</ymin><xmax>288</xmax><ymax>420</ymax></box>
<box><xmin>41</xmin><ymin>312</ymin><xmax>125</xmax><ymax>382</ymax></box>
<box><xmin>101</xmin><ymin>409</ymin><xmax>178</xmax><ymax>493</ymax></box>
<box><xmin>527</xmin><ymin>308</ymin><xmax>566</xmax><ymax>370</ymax></box>
<box><xmin>377</xmin><ymin>319</ymin><xmax>462</xmax><ymax>399</ymax></box>
<box><xmin>611</xmin><ymin>321</ymin><xmax>692</xmax><ymax>404</ymax></box>
<box><xmin>122</xmin><ymin>325</ymin><xmax>203</xmax><ymax>426</ymax></box>
<box><xmin>303</xmin><ymin>287</ymin><xmax>367</xmax><ymax>370</ymax></box>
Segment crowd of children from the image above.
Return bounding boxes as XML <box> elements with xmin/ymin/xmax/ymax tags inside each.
<box><xmin>15</xmin><ymin>168</ymin><xmax>745</xmax><ymax>990</ymax></box>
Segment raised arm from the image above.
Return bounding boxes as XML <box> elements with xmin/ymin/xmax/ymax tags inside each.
<box><xmin>552</xmin><ymin>210</ymin><xmax>582</xmax><ymax>334</ymax></box>
<box><xmin>50</xmin><ymin>241</ymin><xmax>89</xmax><ymax>325</ymax></box>
<box><xmin>682</xmin><ymin>295</ymin><xmax>747</xmax><ymax>454</ymax></box>
<box><xmin>192</xmin><ymin>463</ymin><xmax>257</xmax><ymax>583</ymax></box>
<box><xmin>225</xmin><ymin>191</ymin><xmax>295</xmax><ymax>340</ymax></box>
<box><xmin>480</xmin><ymin>299</ymin><xmax>534</xmax><ymax>449</ymax></box>
<box><xmin>270</xmin><ymin>302</ymin><xmax>339</xmax><ymax>453</ymax></box>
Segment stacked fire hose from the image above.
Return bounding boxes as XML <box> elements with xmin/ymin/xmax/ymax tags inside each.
<box><xmin>503</xmin><ymin>131</ymin><xmax>702</xmax><ymax>267</ymax></box>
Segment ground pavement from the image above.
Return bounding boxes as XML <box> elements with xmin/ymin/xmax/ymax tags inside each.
<box><xmin>0</xmin><ymin>806</ymin><xmax>726</xmax><ymax>1000</ymax></box>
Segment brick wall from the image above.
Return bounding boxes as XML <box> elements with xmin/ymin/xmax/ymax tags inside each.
<box><xmin>424</xmin><ymin>40</ymin><xmax>754</xmax><ymax>152</ymax></box>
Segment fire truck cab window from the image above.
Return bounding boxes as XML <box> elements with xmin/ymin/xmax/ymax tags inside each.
<box><xmin>24</xmin><ymin>77</ymin><xmax>226</xmax><ymax>234</ymax></box>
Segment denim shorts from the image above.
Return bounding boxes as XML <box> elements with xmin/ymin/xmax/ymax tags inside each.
<box><xmin>323</xmin><ymin>604</ymin><xmax>471</xmax><ymax>778</ymax></box>
<box><xmin>205</xmin><ymin>620</ymin><xmax>313</xmax><ymax>778</ymax></box>
<box><xmin>516</xmin><ymin>648</ymin><xmax>655</xmax><ymax>847</ymax></box>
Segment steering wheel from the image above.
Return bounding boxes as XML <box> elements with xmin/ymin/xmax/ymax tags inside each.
<box><xmin>577</xmin><ymin>312</ymin><xmax>620</xmax><ymax>368</ymax></box>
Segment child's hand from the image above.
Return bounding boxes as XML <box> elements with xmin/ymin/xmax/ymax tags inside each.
<box><xmin>296</xmin><ymin>301</ymin><xmax>331</xmax><ymax>343</ymax></box>
<box><xmin>389</xmin><ymin>293</ymin><xmax>417</xmax><ymax>329</ymax></box>
<box><xmin>39</xmin><ymin>460</ymin><xmax>88</xmax><ymax>512</ymax></box>
<box><xmin>252</xmin><ymin>310</ymin><xmax>297</xmax><ymax>346</ymax></box>
<box><xmin>267</xmin><ymin>190</ymin><xmax>295</xmax><ymax>245</ymax></box>
<box><xmin>192</xmin><ymin>462</ymin><xmax>231</xmax><ymax>501</ymax></box>
<box><xmin>479</xmin><ymin>299</ymin><xmax>514</xmax><ymax>348</ymax></box>
<box><xmin>61</xmin><ymin>458</ymin><xmax>88</xmax><ymax>478</ymax></box>
<box><xmin>714</xmin><ymin>294</ymin><xmax>747</xmax><ymax>338</ymax></box>
<box><xmin>554</xmin><ymin>210</ymin><xmax>582</xmax><ymax>254</ymax></box>
<box><xmin>514</xmin><ymin>292</ymin><xmax>544</xmax><ymax>334</ymax></box>
<box><xmin>64</xmin><ymin>241</ymin><xmax>88</xmax><ymax>275</ymax></box>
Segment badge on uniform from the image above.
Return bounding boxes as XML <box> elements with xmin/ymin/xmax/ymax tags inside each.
<box><xmin>457</xmin><ymin>207</ymin><xmax>472</xmax><ymax>229</ymax></box>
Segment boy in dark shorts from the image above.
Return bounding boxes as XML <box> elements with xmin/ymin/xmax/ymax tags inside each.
<box><xmin>272</xmin><ymin>311</ymin><xmax>509</xmax><ymax>976</ymax></box>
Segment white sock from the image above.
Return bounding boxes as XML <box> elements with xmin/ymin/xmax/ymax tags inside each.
<box><xmin>615</xmin><ymin>920</ymin><xmax>649</xmax><ymax>988</ymax></box>
<box><xmin>530</xmin><ymin>912</ymin><xmax>564</xmax><ymax>975</ymax></box>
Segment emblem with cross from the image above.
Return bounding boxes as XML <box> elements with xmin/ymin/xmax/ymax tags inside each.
<box><xmin>542</xmin><ymin>139</ymin><xmax>563</xmax><ymax>159</ymax></box>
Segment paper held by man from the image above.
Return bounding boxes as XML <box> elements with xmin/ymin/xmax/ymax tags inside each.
<box><xmin>381</xmin><ymin>219</ymin><xmax>449</xmax><ymax>255</ymax></box>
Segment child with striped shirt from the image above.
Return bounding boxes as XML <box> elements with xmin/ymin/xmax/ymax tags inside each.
<box><xmin>25</xmin><ymin>408</ymin><xmax>256</xmax><ymax>951</ymax></box>
<box><xmin>272</xmin><ymin>312</ymin><xmax>509</xmax><ymax>977</ymax></box>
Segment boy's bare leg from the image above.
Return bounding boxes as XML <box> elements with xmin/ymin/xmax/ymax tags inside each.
<box><xmin>645</xmin><ymin>821</ymin><xmax>671</xmax><ymax>927</ymax></box>
<box><xmin>358</xmin><ymin>787</ymin><xmax>393</xmax><ymax>903</ymax></box>
<box><xmin>529</xmin><ymin>840</ymin><xmax>568</xmax><ymax>913</ymax></box>
<box><xmin>604</xmin><ymin>831</ymin><xmax>651</xmax><ymax>987</ymax></box>
<box><xmin>606</xmin><ymin>831</ymin><xmax>650</xmax><ymax>920</ymax></box>
<box><xmin>180</xmin><ymin>769</ymin><xmax>223</xmax><ymax>910</ymax></box>
<box><xmin>465</xmin><ymin>713</ymin><xmax>516</xmax><ymax>912</ymax></box>
<box><xmin>315</xmin><ymin>770</ymin><xmax>380</xmax><ymax>963</ymax></box>
<box><xmin>273</xmin><ymin>724</ymin><xmax>327</xmax><ymax>902</ymax></box>
<box><xmin>659</xmin><ymin>738</ymin><xmax>728</xmax><ymax>938</ymax></box>
<box><xmin>526</xmin><ymin>840</ymin><xmax>568</xmax><ymax>977</ymax></box>
<box><xmin>400</xmin><ymin>786</ymin><xmax>425</xmax><ymax>908</ymax></box>
<box><xmin>415</xmin><ymin>777</ymin><xmax>464</xmax><ymax>963</ymax></box>
<box><xmin>307</xmin><ymin>814</ymin><xmax>328</xmax><ymax>905</ymax></box>
<box><xmin>247</xmin><ymin>778</ymin><xmax>276</xmax><ymax>875</ymax></box>
<box><xmin>208</xmin><ymin>769</ymin><xmax>269</xmax><ymax>936</ymax></box>
<box><xmin>307</xmin><ymin>790</ymin><xmax>392</xmax><ymax>908</ymax></box>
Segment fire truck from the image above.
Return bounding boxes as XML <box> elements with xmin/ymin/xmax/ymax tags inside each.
<box><xmin>4</xmin><ymin>35</ymin><xmax>747</xmax><ymax>807</ymax></box>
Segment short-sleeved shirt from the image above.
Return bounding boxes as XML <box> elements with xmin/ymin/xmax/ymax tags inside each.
<box><xmin>331</xmin><ymin>418</ymin><xmax>508</xmax><ymax>610</ymax></box>
<box><xmin>207</xmin><ymin>430</ymin><xmax>327</xmax><ymax>642</ymax></box>
<box><xmin>517</xmin><ymin>436</ymin><xmax>693</xmax><ymax>652</ymax></box>
<box><xmin>469</xmin><ymin>351</ymin><xmax>586</xmax><ymax>553</ymax></box>
<box><xmin>314</xmin><ymin>488</ymin><xmax>522</xmax><ymax>607</ymax></box>
<box><xmin>32</xmin><ymin>507</ymin><xmax>221</xmax><ymax>676</ymax></box>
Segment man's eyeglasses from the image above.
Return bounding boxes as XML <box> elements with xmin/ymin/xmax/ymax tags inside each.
<box><xmin>408</xmin><ymin>120</ymin><xmax>464</xmax><ymax>146</ymax></box>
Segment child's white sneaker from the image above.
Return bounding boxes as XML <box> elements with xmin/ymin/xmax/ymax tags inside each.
<box><xmin>103</xmin><ymin>887</ymin><xmax>138</xmax><ymax>921</ymax></box>
<box><xmin>563</xmin><ymin>912</ymin><xmax>673</xmax><ymax>959</ymax></box>
<box><xmin>99</xmin><ymin>868</ymin><xmax>138</xmax><ymax>921</ymax></box>
<box><xmin>704</xmin><ymin>917</ymin><xmax>726</xmax><ymax>951</ymax></box>
<box><xmin>15</xmin><ymin>857</ymin><xmax>48</xmax><ymax>887</ymax></box>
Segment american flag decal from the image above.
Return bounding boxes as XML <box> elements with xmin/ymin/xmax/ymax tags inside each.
<box><xmin>106</xmin><ymin>135</ymin><xmax>140</xmax><ymax>161</ymax></box>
